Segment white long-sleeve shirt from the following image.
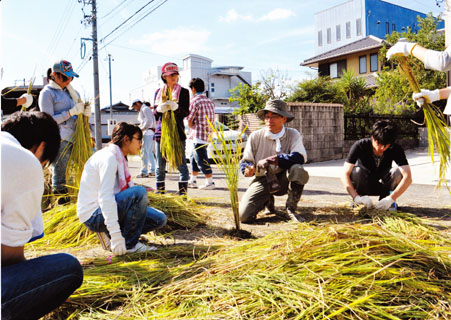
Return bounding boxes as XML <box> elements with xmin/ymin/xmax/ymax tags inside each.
<box><xmin>1</xmin><ymin>132</ymin><xmax>44</xmax><ymax>246</ymax></box>
<box><xmin>424</xmin><ymin>46</ymin><xmax>451</xmax><ymax>72</ymax></box>
<box><xmin>138</xmin><ymin>105</ymin><xmax>156</xmax><ymax>135</ymax></box>
<box><xmin>77</xmin><ymin>147</ymin><xmax>123</xmax><ymax>235</ymax></box>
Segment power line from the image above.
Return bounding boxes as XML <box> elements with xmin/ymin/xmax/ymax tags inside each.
<box><xmin>100</xmin><ymin>0</ymin><xmax>130</xmax><ymax>19</ymax></box>
<box><xmin>100</xmin><ymin>0</ymin><xmax>156</xmax><ymax>43</ymax></box>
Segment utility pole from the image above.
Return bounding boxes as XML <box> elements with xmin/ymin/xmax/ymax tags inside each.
<box><xmin>108</xmin><ymin>54</ymin><xmax>113</xmax><ymax>119</ymax></box>
<box><xmin>91</xmin><ymin>0</ymin><xmax>102</xmax><ymax>150</ymax></box>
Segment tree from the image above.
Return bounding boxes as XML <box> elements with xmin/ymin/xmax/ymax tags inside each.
<box><xmin>259</xmin><ymin>68</ymin><xmax>292</xmax><ymax>100</ymax></box>
<box><xmin>336</xmin><ymin>70</ymin><xmax>372</xmax><ymax>113</ymax></box>
<box><xmin>229</xmin><ymin>82</ymin><xmax>267</xmax><ymax>116</ymax></box>
<box><xmin>287</xmin><ymin>76</ymin><xmax>345</xmax><ymax>104</ymax></box>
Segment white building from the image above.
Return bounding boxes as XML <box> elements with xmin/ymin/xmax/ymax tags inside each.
<box><xmin>130</xmin><ymin>54</ymin><xmax>252</xmax><ymax>114</ymax></box>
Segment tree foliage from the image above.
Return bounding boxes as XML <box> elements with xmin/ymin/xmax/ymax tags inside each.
<box><xmin>229</xmin><ymin>82</ymin><xmax>267</xmax><ymax>116</ymax></box>
<box><xmin>376</xmin><ymin>14</ymin><xmax>446</xmax><ymax>115</ymax></box>
<box><xmin>287</xmin><ymin>76</ymin><xmax>345</xmax><ymax>104</ymax></box>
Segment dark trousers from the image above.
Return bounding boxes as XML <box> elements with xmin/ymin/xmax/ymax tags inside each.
<box><xmin>350</xmin><ymin>166</ymin><xmax>402</xmax><ymax>199</ymax></box>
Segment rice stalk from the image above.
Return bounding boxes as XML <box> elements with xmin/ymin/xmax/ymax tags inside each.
<box><xmin>160</xmin><ymin>86</ymin><xmax>183</xmax><ymax>170</ymax></box>
<box><xmin>397</xmin><ymin>56</ymin><xmax>451</xmax><ymax>192</ymax></box>
<box><xmin>51</xmin><ymin>215</ymin><xmax>451</xmax><ymax>319</ymax></box>
<box><xmin>20</xmin><ymin>77</ymin><xmax>35</xmax><ymax>111</ymax></box>
<box><xmin>207</xmin><ymin>117</ymin><xmax>247</xmax><ymax>230</ymax></box>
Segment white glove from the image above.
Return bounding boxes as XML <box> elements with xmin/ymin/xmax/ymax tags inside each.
<box><xmin>353</xmin><ymin>195</ymin><xmax>374</xmax><ymax>208</ymax></box>
<box><xmin>412</xmin><ymin>89</ymin><xmax>440</xmax><ymax>107</ymax></box>
<box><xmin>110</xmin><ymin>232</ymin><xmax>127</xmax><ymax>256</ymax></box>
<box><xmin>386</xmin><ymin>41</ymin><xmax>416</xmax><ymax>60</ymax></box>
<box><xmin>19</xmin><ymin>93</ymin><xmax>33</xmax><ymax>109</ymax></box>
<box><xmin>375</xmin><ymin>195</ymin><xmax>395</xmax><ymax>210</ymax></box>
<box><xmin>69</xmin><ymin>102</ymin><xmax>85</xmax><ymax>117</ymax></box>
<box><xmin>156</xmin><ymin>102</ymin><xmax>170</xmax><ymax>113</ymax></box>
<box><xmin>167</xmin><ymin>100</ymin><xmax>178</xmax><ymax>111</ymax></box>
<box><xmin>83</xmin><ymin>104</ymin><xmax>91</xmax><ymax>117</ymax></box>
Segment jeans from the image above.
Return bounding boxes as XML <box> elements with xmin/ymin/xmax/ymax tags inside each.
<box><xmin>83</xmin><ymin>186</ymin><xmax>167</xmax><ymax>249</ymax></box>
<box><xmin>141</xmin><ymin>132</ymin><xmax>156</xmax><ymax>175</ymax></box>
<box><xmin>1</xmin><ymin>253</ymin><xmax>83</xmax><ymax>320</ymax></box>
<box><xmin>155</xmin><ymin>140</ymin><xmax>189</xmax><ymax>183</ymax></box>
<box><xmin>190</xmin><ymin>143</ymin><xmax>212</xmax><ymax>175</ymax></box>
<box><xmin>52</xmin><ymin>140</ymin><xmax>72</xmax><ymax>192</ymax></box>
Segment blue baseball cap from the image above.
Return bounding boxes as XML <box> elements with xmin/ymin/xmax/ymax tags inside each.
<box><xmin>53</xmin><ymin>60</ymin><xmax>79</xmax><ymax>78</ymax></box>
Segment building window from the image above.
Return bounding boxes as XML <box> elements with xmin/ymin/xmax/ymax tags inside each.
<box><xmin>356</xmin><ymin>18</ymin><xmax>362</xmax><ymax>36</ymax></box>
<box><xmin>336</xmin><ymin>25</ymin><xmax>341</xmax><ymax>41</ymax></box>
<box><xmin>385</xmin><ymin>22</ymin><xmax>390</xmax><ymax>35</ymax></box>
<box><xmin>370</xmin><ymin>53</ymin><xmax>378</xmax><ymax>72</ymax></box>
<box><xmin>211</xmin><ymin>82</ymin><xmax>215</xmax><ymax>93</ymax></box>
<box><xmin>392</xmin><ymin>23</ymin><xmax>396</xmax><ymax>32</ymax></box>
<box><xmin>359</xmin><ymin>55</ymin><xmax>367</xmax><ymax>74</ymax></box>
<box><xmin>327</xmin><ymin>28</ymin><xmax>331</xmax><ymax>44</ymax></box>
<box><xmin>318</xmin><ymin>30</ymin><xmax>322</xmax><ymax>46</ymax></box>
<box><xmin>346</xmin><ymin>21</ymin><xmax>351</xmax><ymax>38</ymax></box>
<box><xmin>330</xmin><ymin>63</ymin><xmax>338</xmax><ymax>78</ymax></box>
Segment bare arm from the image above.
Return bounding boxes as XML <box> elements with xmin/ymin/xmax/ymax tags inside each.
<box><xmin>341</xmin><ymin>162</ymin><xmax>358</xmax><ymax>199</ymax></box>
<box><xmin>390</xmin><ymin>165</ymin><xmax>412</xmax><ymax>201</ymax></box>
<box><xmin>188</xmin><ymin>120</ymin><xmax>194</xmax><ymax>128</ymax></box>
<box><xmin>1</xmin><ymin>244</ymin><xmax>25</xmax><ymax>266</ymax></box>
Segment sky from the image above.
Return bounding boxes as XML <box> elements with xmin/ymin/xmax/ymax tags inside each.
<box><xmin>0</xmin><ymin>0</ymin><xmax>444</xmax><ymax>108</ymax></box>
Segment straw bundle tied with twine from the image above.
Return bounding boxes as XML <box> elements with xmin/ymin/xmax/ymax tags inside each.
<box><xmin>159</xmin><ymin>86</ymin><xmax>183</xmax><ymax>170</ymax></box>
<box><xmin>397</xmin><ymin>56</ymin><xmax>451</xmax><ymax>192</ymax></box>
<box><xmin>50</xmin><ymin>212</ymin><xmax>451</xmax><ymax>319</ymax></box>
<box><xmin>207</xmin><ymin>117</ymin><xmax>247</xmax><ymax>231</ymax></box>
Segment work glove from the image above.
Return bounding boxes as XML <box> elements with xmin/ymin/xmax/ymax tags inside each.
<box><xmin>156</xmin><ymin>102</ymin><xmax>170</xmax><ymax>113</ymax></box>
<box><xmin>375</xmin><ymin>195</ymin><xmax>395</xmax><ymax>210</ymax></box>
<box><xmin>256</xmin><ymin>155</ymin><xmax>278</xmax><ymax>171</ymax></box>
<box><xmin>386</xmin><ymin>41</ymin><xmax>416</xmax><ymax>60</ymax></box>
<box><xmin>167</xmin><ymin>100</ymin><xmax>178</xmax><ymax>111</ymax></box>
<box><xmin>412</xmin><ymin>89</ymin><xmax>440</xmax><ymax>107</ymax></box>
<box><xmin>353</xmin><ymin>195</ymin><xmax>374</xmax><ymax>208</ymax></box>
<box><xmin>83</xmin><ymin>104</ymin><xmax>91</xmax><ymax>117</ymax></box>
<box><xmin>69</xmin><ymin>102</ymin><xmax>85</xmax><ymax>117</ymax></box>
<box><xmin>20</xmin><ymin>93</ymin><xmax>33</xmax><ymax>109</ymax></box>
<box><xmin>110</xmin><ymin>232</ymin><xmax>127</xmax><ymax>256</ymax></box>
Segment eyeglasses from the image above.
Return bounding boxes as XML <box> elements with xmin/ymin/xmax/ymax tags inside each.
<box><xmin>58</xmin><ymin>73</ymin><xmax>73</xmax><ymax>82</ymax></box>
<box><xmin>264</xmin><ymin>114</ymin><xmax>282</xmax><ymax>120</ymax></box>
<box><xmin>132</xmin><ymin>135</ymin><xmax>142</xmax><ymax>142</ymax></box>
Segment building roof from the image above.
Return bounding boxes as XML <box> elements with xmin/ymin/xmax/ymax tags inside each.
<box><xmin>301</xmin><ymin>35</ymin><xmax>385</xmax><ymax>67</ymax></box>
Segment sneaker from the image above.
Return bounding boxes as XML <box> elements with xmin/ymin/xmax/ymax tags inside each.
<box><xmin>199</xmin><ymin>182</ymin><xmax>215</xmax><ymax>190</ymax></box>
<box><xmin>126</xmin><ymin>241</ymin><xmax>157</xmax><ymax>253</ymax></box>
<box><xmin>188</xmin><ymin>180</ymin><xmax>198</xmax><ymax>188</ymax></box>
<box><xmin>148</xmin><ymin>172</ymin><xmax>155</xmax><ymax>177</ymax></box>
<box><xmin>96</xmin><ymin>232</ymin><xmax>111</xmax><ymax>251</ymax></box>
<box><xmin>136</xmin><ymin>173</ymin><xmax>149</xmax><ymax>178</ymax></box>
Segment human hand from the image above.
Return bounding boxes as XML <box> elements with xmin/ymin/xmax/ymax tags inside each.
<box><xmin>256</xmin><ymin>155</ymin><xmax>278</xmax><ymax>171</ymax></box>
<box><xmin>244</xmin><ymin>165</ymin><xmax>255</xmax><ymax>177</ymax></box>
<box><xmin>19</xmin><ymin>93</ymin><xmax>33</xmax><ymax>109</ymax></box>
<box><xmin>110</xmin><ymin>232</ymin><xmax>127</xmax><ymax>255</ymax></box>
<box><xmin>83</xmin><ymin>104</ymin><xmax>91</xmax><ymax>117</ymax></box>
<box><xmin>69</xmin><ymin>102</ymin><xmax>85</xmax><ymax>116</ymax></box>
<box><xmin>386</xmin><ymin>41</ymin><xmax>416</xmax><ymax>60</ymax></box>
<box><xmin>412</xmin><ymin>89</ymin><xmax>440</xmax><ymax>107</ymax></box>
<box><xmin>375</xmin><ymin>195</ymin><xmax>395</xmax><ymax>210</ymax></box>
<box><xmin>167</xmin><ymin>100</ymin><xmax>178</xmax><ymax>111</ymax></box>
<box><xmin>353</xmin><ymin>195</ymin><xmax>374</xmax><ymax>208</ymax></box>
<box><xmin>156</xmin><ymin>102</ymin><xmax>170</xmax><ymax>113</ymax></box>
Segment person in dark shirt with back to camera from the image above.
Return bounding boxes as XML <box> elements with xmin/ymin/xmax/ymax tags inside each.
<box><xmin>341</xmin><ymin>120</ymin><xmax>412</xmax><ymax>210</ymax></box>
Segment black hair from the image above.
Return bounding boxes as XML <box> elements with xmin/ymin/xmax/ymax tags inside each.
<box><xmin>111</xmin><ymin>122</ymin><xmax>142</xmax><ymax>148</ymax></box>
<box><xmin>188</xmin><ymin>78</ymin><xmax>205</xmax><ymax>93</ymax></box>
<box><xmin>1</xmin><ymin>111</ymin><xmax>61</xmax><ymax>164</ymax></box>
<box><xmin>46</xmin><ymin>68</ymin><xmax>69</xmax><ymax>82</ymax></box>
<box><xmin>371</xmin><ymin>120</ymin><xmax>397</xmax><ymax>146</ymax></box>
<box><xmin>144</xmin><ymin>102</ymin><xmax>151</xmax><ymax>107</ymax></box>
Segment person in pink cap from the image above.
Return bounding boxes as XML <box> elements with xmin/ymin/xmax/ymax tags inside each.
<box><xmin>153</xmin><ymin>62</ymin><xmax>190</xmax><ymax>195</ymax></box>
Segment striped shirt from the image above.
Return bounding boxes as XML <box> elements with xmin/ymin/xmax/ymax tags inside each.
<box><xmin>186</xmin><ymin>94</ymin><xmax>215</xmax><ymax>143</ymax></box>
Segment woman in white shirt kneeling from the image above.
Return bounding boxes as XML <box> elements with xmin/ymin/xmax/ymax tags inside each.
<box><xmin>77</xmin><ymin>122</ymin><xmax>166</xmax><ymax>255</ymax></box>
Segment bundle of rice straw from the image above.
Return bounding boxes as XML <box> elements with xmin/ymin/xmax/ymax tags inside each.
<box><xmin>21</xmin><ymin>77</ymin><xmax>34</xmax><ymax>111</ymax></box>
<box><xmin>397</xmin><ymin>56</ymin><xmax>450</xmax><ymax>192</ymax></box>
<box><xmin>207</xmin><ymin>117</ymin><xmax>246</xmax><ymax>230</ymax></box>
<box><xmin>52</xmin><ymin>214</ymin><xmax>451</xmax><ymax>319</ymax></box>
<box><xmin>65</xmin><ymin>86</ymin><xmax>93</xmax><ymax>189</ymax></box>
<box><xmin>159</xmin><ymin>86</ymin><xmax>183</xmax><ymax>169</ymax></box>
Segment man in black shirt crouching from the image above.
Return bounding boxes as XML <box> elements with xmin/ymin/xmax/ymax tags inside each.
<box><xmin>341</xmin><ymin>120</ymin><xmax>412</xmax><ymax>210</ymax></box>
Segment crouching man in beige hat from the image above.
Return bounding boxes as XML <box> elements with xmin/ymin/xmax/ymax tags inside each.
<box><xmin>239</xmin><ymin>99</ymin><xmax>309</xmax><ymax>223</ymax></box>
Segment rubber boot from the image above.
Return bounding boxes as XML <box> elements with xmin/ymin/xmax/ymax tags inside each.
<box><xmin>156</xmin><ymin>182</ymin><xmax>165</xmax><ymax>194</ymax></box>
<box><xmin>284</xmin><ymin>182</ymin><xmax>305</xmax><ymax>222</ymax></box>
<box><xmin>264</xmin><ymin>195</ymin><xmax>275</xmax><ymax>214</ymax></box>
<box><xmin>178</xmin><ymin>182</ymin><xmax>188</xmax><ymax>196</ymax></box>
<box><xmin>54</xmin><ymin>187</ymin><xmax>70</xmax><ymax>205</ymax></box>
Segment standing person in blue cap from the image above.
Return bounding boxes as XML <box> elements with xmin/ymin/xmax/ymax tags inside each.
<box><xmin>39</xmin><ymin>59</ymin><xmax>91</xmax><ymax>204</ymax></box>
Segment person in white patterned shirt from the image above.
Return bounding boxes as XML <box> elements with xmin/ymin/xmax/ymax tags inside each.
<box><xmin>186</xmin><ymin>78</ymin><xmax>216</xmax><ymax>190</ymax></box>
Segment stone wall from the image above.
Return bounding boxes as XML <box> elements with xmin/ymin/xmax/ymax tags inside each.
<box><xmin>286</xmin><ymin>102</ymin><xmax>344</xmax><ymax>163</ymax></box>
<box><xmin>238</xmin><ymin>113</ymin><xmax>265</xmax><ymax>136</ymax></box>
